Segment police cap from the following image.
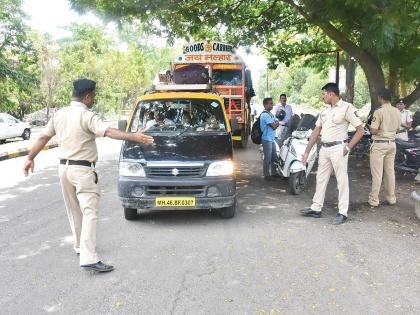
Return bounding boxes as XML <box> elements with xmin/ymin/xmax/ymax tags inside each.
<box><xmin>73</xmin><ymin>79</ymin><xmax>96</xmax><ymax>95</ymax></box>
<box><xmin>396</xmin><ymin>98</ymin><xmax>405</xmax><ymax>105</ymax></box>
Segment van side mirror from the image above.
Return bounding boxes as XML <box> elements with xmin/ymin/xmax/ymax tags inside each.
<box><xmin>118</xmin><ymin>119</ymin><xmax>127</xmax><ymax>131</ymax></box>
<box><xmin>230</xmin><ymin>119</ymin><xmax>240</xmax><ymax>132</ymax></box>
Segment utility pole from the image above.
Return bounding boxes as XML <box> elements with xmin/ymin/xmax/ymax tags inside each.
<box><xmin>266</xmin><ymin>67</ymin><xmax>269</xmax><ymax>97</ymax></box>
<box><xmin>335</xmin><ymin>50</ymin><xmax>340</xmax><ymax>86</ymax></box>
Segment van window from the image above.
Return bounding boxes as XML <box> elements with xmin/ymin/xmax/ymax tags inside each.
<box><xmin>130</xmin><ymin>99</ymin><xmax>227</xmax><ymax>133</ymax></box>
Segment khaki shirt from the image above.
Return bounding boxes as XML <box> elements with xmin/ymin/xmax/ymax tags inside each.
<box><xmin>370</xmin><ymin>103</ymin><xmax>401</xmax><ymax>140</ymax></box>
<box><xmin>43</xmin><ymin>101</ymin><xmax>109</xmax><ymax>162</ymax></box>
<box><xmin>315</xmin><ymin>99</ymin><xmax>362</xmax><ymax>143</ymax></box>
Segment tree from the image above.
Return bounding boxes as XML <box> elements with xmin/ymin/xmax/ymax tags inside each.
<box><xmin>0</xmin><ymin>0</ymin><xmax>39</xmax><ymax>117</ymax></box>
<box><xmin>70</xmin><ymin>0</ymin><xmax>420</xmax><ymax>111</ymax></box>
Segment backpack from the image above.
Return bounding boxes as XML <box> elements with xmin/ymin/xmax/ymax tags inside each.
<box><xmin>251</xmin><ymin>111</ymin><xmax>269</xmax><ymax>144</ymax></box>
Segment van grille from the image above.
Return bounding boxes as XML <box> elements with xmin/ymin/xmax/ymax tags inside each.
<box><xmin>146</xmin><ymin>186</ymin><xmax>205</xmax><ymax>196</ymax></box>
<box><xmin>146</xmin><ymin>166</ymin><xmax>205</xmax><ymax>178</ymax></box>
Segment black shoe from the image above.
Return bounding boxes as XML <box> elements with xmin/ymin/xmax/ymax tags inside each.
<box><xmin>332</xmin><ymin>213</ymin><xmax>347</xmax><ymax>225</ymax></box>
<box><xmin>81</xmin><ymin>261</ymin><xmax>114</xmax><ymax>272</ymax></box>
<box><xmin>300</xmin><ymin>208</ymin><xmax>322</xmax><ymax>218</ymax></box>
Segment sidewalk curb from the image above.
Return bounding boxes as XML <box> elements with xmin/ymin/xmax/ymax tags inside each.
<box><xmin>0</xmin><ymin>142</ymin><xmax>58</xmax><ymax>161</ymax></box>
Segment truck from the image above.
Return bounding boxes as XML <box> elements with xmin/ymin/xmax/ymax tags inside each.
<box><xmin>171</xmin><ymin>41</ymin><xmax>255</xmax><ymax>148</ymax></box>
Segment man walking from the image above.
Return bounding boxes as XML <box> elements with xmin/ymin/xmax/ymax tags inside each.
<box><xmin>368</xmin><ymin>89</ymin><xmax>401</xmax><ymax>207</ymax></box>
<box><xmin>23</xmin><ymin>79</ymin><xmax>154</xmax><ymax>272</ymax></box>
<box><xmin>301</xmin><ymin>83</ymin><xmax>364</xmax><ymax>225</ymax></box>
<box><xmin>260</xmin><ymin>97</ymin><xmax>280</xmax><ymax>180</ymax></box>
<box><xmin>273</xmin><ymin>93</ymin><xmax>293</xmax><ymax>146</ymax></box>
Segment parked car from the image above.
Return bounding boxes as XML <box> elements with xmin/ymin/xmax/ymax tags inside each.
<box><xmin>0</xmin><ymin>113</ymin><xmax>31</xmax><ymax>143</ymax></box>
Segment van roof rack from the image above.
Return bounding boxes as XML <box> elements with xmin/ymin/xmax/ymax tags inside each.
<box><xmin>152</xmin><ymin>84</ymin><xmax>212</xmax><ymax>92</ymax></box>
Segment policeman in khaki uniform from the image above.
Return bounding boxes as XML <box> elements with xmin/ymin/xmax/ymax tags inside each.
<box><xmin>368</xmin><ymin>89</ymin><xmax>401</xmax><ymax>207</ymax></box>
<box><xmin>301</xmin><ymin>83</ymin><xmax>364</xmax><ymax>225</ymax></box>
<box><xmin>395</xmin><ymin>98</ymin><xmax>413</xmax><ymax>141</ymax></box>
<box><xmin>23</xmin><ymin>79</ymin><xmax>154</xmax><ymax>272</ymax></box>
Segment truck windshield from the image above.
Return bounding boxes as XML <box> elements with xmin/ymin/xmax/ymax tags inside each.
<box><xmin>130</xmin><ymin>99</ymin><xmax>227</xmax><ymax>134</ymax></box>
<box><xmin>212</xmin><ymin>69</ymin><xmax>242</xmax><ymax>85</ymax></box>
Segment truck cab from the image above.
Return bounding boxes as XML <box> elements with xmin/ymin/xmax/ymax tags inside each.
<box><xmin>117</xmin><ymin>88</ymin><xmax>237</xmax><ymax>220</ymax></box>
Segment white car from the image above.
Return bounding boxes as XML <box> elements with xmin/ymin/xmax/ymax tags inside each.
<box><xmin>0</xmin><ymin>113</ymin><xmax>31</xmax><ymax>144</ymax></box>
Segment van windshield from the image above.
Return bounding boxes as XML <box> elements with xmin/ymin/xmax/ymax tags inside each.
<box><xmin>130</xmin><ymin>99</ymin><xmax>227</xmax><ymax>134</ymax></box>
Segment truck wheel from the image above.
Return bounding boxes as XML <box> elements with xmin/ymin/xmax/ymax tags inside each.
<box><xmin>289</xmin><ymin>171</ymin><xmax>305</xmax><ymax>195</ymax></box>
<box><xmin>124</xmin><ymin>207</ymin><xmax>137</xmax><ymax>220</ymax></box>
<box><xmin>0</xmin><ymin>139</ymin><xmax>5</xmax><ymax>144</ymax></box>
<box><xmin>22</xmin><ymin>129</ymin><xmax>31</xmax><ymax>140</ymax></box>
<box><xmin>220</xmin><ymin>199</ymin><xmax>236</xmax><ymax>219</ymax></box>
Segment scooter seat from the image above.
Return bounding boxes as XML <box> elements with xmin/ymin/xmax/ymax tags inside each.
<box><xmin>396</xmin><ymin>138</ymin><xmax>420</xmax><ymax>149</ymax></box>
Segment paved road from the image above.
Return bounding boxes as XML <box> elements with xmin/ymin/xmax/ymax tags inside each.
<box><xmin>1</xmin><ymin>139</ymin><xmax>419</xmax><ymax>314</ymax></box>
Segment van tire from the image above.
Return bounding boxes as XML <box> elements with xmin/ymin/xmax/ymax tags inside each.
<box><xmin>220</xmin><ymin>199</ymin><xmax>236</xmax><ymax>218</ymax></box>
<box><xmin>124</xmin><ymin>207</ymin><xmax>137</xmax><ymax>220</ymax></box>
<box><xmin>22</xmin><ymin>128</ymin><xmax>31</xmax><ymax>140</ymax></box>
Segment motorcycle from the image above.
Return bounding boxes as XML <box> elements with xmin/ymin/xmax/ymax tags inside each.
<box><xmin>348</xmin><ymin>125</ymin><xmax>371</xmax><ymax>158</ymax></box>
<box><xmin>395</xmin><ymin>137</ymin><xmax>420</xmax><ymax>178</ymax></box>
<box><xmin>347</xmin><ymin>114</ymin><xmax>372</xmax><ymax>158</ymax></box>
<box><xmin>259</xmin><ymin>113</ymin><xmax>318</xmax><ymax>195</ymax></box>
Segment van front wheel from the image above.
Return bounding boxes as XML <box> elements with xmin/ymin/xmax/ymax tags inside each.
<box><xmin>220</xmin><ymin>199</ymin><xmax>236</xmax><ymax>219</ymax></box>
<box><xmin>124</xmin><ymin>207</ymin><xmax>137</xmax><ymax>220</ymax></box>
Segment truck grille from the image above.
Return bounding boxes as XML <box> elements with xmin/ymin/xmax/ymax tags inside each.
<box><xmin>146</xmin><ymin>166</ymin><xmax>205</xmax><ymax>178</ymax></box>
<box><xmin>146</xmin><ymin>186</ymin><xmax>205</xmax><ymax>196</ymax></box>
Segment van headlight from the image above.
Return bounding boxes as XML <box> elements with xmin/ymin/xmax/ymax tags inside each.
<box><xmin>119</xmin><ymin>161</ymin><xmax>146</xmax><ymax>177</ymax></box>
<box><xmin>206</xmin><ymin>161</ymin><xmax>234</xmax><ymax>176</ymax></box>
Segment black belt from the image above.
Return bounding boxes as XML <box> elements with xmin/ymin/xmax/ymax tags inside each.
<box><xmin>60</xmin><ymin>159</ymin><xmax>95</xmax><ymax>167</ymax></box>
<box><xmin>321</xmin><ymin>140</ymin><xmax>347</xmax><ymax>147</ymax></box>
<box><xmin>373</xmin><ymin>140</ymin><xmax>395</xmax><ymax>143</ymax></box>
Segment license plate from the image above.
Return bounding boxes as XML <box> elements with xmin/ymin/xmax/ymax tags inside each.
<box><xmin>155</xmin><ymin>197</ymin><xmax>196</xmax><ymax>207</ymax></box>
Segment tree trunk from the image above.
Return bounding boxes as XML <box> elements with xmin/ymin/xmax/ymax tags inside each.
<box><xmin>400</xmin><ymin>80</ymin><xmax>407</xmax><ymax>97</ymax></box>
<box><xmin>355</xmin><ymin>53</ymin><xmax>385</xmax><ymax>114</ymax></box>
<box><xmin>388</xmin><ymin>63</ymin><xmax>398</xmax><ymax>101</ymax></box>
<box><xmin>344</xmin><ymin>55</ymin><xmax>356</xmax><ymax>104</ymax></box>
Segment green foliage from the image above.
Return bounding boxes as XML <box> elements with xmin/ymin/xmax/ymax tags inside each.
<box><xmin>0</xmin><ymin>0</ymin><xmax>39</xmax><ymax>116</ymax></box>
<box><xmin>70</xmin><ymin>0</ymin><xmax>420</xmax><ymax>107</ymax></box>
<box><xmin>257</xmin><ymin>64</ymin><xmax>326</xmax><ymax>109</ymax></box>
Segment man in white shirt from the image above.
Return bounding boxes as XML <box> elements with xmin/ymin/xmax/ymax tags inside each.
<box><xmin>272</xmin><ymin>93</ymin><xmax>293</xmax><ymax>146</ymax></box>
<box><xmin>395</xmin><ymin>98</ymin><xmax>413</xmax><ymax>141</ymax></box>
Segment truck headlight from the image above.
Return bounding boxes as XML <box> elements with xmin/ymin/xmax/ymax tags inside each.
<box><xmin>206</xmin><ymin>161</ymin><xmax>234</xmax><ymax>176</ymax></box>
<box><xmin>119</xmin><ymin>161</ymin><xmax>146</xmax><ymax>177</ymax></box>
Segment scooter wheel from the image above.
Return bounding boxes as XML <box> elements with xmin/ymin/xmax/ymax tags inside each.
<box><xmin>289</xmin><ymin>171</ymin><xmax>305</xmax><ymax>195</ymax></box>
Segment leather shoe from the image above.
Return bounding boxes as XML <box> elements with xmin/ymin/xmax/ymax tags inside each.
<box><xmin>81</xmin><ymin>261</ymin><xmax>114</xmax><ymax>272</ymax></box>
<box><xmin>300</xmin><ymin>208</ymin><xmax>322</xmax><ymax>218</ymax></box>
<box><xmin>332</xmin><ymin>213</ymin><xmax>347</xmax><ymax>225</ymax></box>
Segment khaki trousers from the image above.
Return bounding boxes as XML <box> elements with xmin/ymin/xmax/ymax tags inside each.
<box><xmin>311</xmin><ymin>145</ymin><xmax>349</xmax><ymax>216</ymax></box>
<box><xmin>368</xmin><ymin>142</ymin><xmax>396</xmax><ymax>206</ymax></box>
<box><xmin>58</xmin><ymin>164</ymin><xmax>100</xmax><ymax>265</ymax></box>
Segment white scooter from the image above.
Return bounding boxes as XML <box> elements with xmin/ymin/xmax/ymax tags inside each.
<box><xmin>260</xmin><ymin>114</ymin><xmax>318</xmax><ymax>194</ymax></box>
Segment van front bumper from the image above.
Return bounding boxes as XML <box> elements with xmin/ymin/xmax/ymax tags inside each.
<box><xmin>118</xmin><ymin>176</ymin><xmax>236</xmax><ymax>210</ymax></box>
